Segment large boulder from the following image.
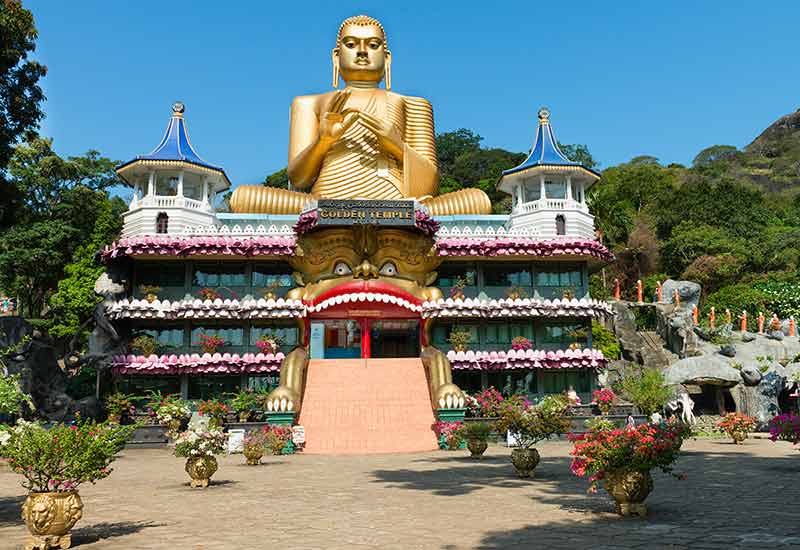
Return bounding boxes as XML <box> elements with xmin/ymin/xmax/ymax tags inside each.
<box><xmin>661</xmin><ymin>279</ymin><xmax>701</xmax><ymax>309</ymax></box>
<box><xmin>665</xmin><ymin>355</ymin><xmax>741</xmax><ymax>386</ymax></box>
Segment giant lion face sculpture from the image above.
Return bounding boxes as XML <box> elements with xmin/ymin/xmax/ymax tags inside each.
<box><xmin>286</xmin><ymin>227</ymin><xmax>443</xmax><ymax>307</ymax></box>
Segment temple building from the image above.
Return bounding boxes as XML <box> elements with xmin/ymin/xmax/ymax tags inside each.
<box><xmin>99</xmin><ymin>14</ymin><xmax>612</xmax><ymax>453</ymax></box>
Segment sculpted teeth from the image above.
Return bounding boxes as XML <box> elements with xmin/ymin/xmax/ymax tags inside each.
<box><xmin>312</xmin><ymin>292</ymin><xmax>420</xmax><ymax>313</ymax></box>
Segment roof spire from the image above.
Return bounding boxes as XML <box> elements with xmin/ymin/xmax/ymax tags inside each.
<box><xmin>172</xmin><ymin>101</ymin><xmax>185</xmax><ymax>117</ymax></box>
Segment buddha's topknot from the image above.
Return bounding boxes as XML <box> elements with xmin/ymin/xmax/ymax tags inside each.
<box><xmin>337</xmin><ymin>15</ymin><xmax>387</xmax><ymax>47</ymax></box>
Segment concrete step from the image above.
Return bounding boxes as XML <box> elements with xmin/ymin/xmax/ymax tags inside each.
<box><xmin>298</xmin><ymin>358</ymin><xmax>438</xmax><ymax>455</ymax></box>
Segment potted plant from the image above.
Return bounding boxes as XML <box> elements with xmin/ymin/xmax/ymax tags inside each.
<box><xmin>104</xmin><ymin>392</ymin><xmax>134</xmax><ymax>424</ymax></box>
<box><xmin>449</xmin><ymin>276</ymin><xmax>468</xmax><ymax>300</ymax></box>
<box><xmin>231</xmin><ymin>390</ymin><xmax>259</xmax><ymax>422</ymax></box>
<box><xmin>264</xmin><ymin>424</ymin><xmax>292</xmax><ymax>455</ymax></box>
<box><xmin>560</xmin><ymin>286</ymin><xmax>576</xmax><ymax>300</ymax></box>
<box><xmin>768</xmin><ymin>412</ymin><xmax>800</xmax><ymax>449</ymax></box>
<box><xmin>173</xmin><ymin>427</ymin><xmax>228</xmax><ymax>488</ymax></box>
<box><xmin>447</xmin><ymin>327</ymin><xmax>472</xmax><ymax>353</ymax></box>
<box><xmin>255</xmin><ymin>332</ymin><xmax>284</xmax><ymax>355</ymax></box>
<box><xmin>0</xmin><ymin>420</ymin><xmax>134</xmax><ymax>548</ymax></box>
<box><xmin>130</xmin><ymin>334</ymin><xmax>157</xmax><ymax>356</ymax></box>
<box><xmin>505</xmin><ymin>285</ymin><xmax>528</xmax><ymax>300</ymax></box>
<box><xmin>198</xmin><ymin>287</ymin><xmax>222</xmax><ymax>301</ymax></box>
<box><xmin>569</xmin><ymin>420</ymin><xmax>691</xmax><ymax>516</ymax></box>
<box><xmin>262</xmin><ymin>279</ymin><xmax>282</xmax><ymax>301</ymax></box>
<box><xmin>567</xmin><ymin>328</ymin><xmax>587</xmax><ymax>350</ymax></box>
<box><xmin>511</xmin><ymin>336</ymin><xmax>532</xmax><ymax>351</ymax></box>
<box><xmin>466</xmin><ymin>387</ymin><xmax>504</xmax><ymax>419</ymax></box>
<box><xmin>197</xmin><ymin>333</ymin><xmax>226</xmax><ymax>354</ymax></box>
<box><xmin>497</xmin><ymin>394</ymin><xmax>569</xmax><ymax>477</ymax></box>
<box><xmin>460</xmin><ymin>421</ymin><xmax>492</xmax><ymax>458</ymax></box>
<box><xmin>433</xmin><ymin>421</ymin><xmax>464</xmax><ymax>450</ymax></box>
<box><xmin>242</xmin><ymin>429</ymin><xmax>268</xmax><ymax>465</ymax></box>
<box><xmin>198</xmin><ymin>399</ymin><xmax>229</xmax><ymax>429</ymax></box>
<box><xmin>592</xmin><ymin>388</ymin><xmax>616</xmax><ymax>415</ymax></box>
<box><xmin>717</xmin><ymin>412</ymin><xmax>757</xmax><ymax>444</ymax></box>
<box><xmin>150</xmin><ymin>395</ymin><xmax>192</xmax><ymax>436</ymax></box>
<box><xmin>138</xmin><ymin>284</ymin><xmax>162</xmax><ymax>303</ymax></box>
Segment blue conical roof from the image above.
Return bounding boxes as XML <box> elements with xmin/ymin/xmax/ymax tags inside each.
<box><xmin>116</xmin><ymin>102</ymin><xmax>229</xmax><ymax>185</ymax></box>
<box><xmin>502</xmin><ymin>108</ymin><xmax>599</xmax><ymax>178</ymax></box>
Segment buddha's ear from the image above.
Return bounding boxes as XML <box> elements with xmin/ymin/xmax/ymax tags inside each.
<box><xmin>331</xmin><ymin>48</ymin><xmax>340</xmax><ymax>89</ymax></box>
<box><xmin>384</xmin><ymin>49</ymin><xmax>391</xmax><ymax>90</ymax></box>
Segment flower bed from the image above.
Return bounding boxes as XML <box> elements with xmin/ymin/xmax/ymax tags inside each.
<box><xmin>111</xmin><ymin>352</ymin><xmax>285</xmax><ymax>375</ymax></box>
<box><xmin>446</xmin><ymin>348</ymin><xmax>607</xmax><ymax>371</ymax></box>
<box><xmin>100</xmin><ymin>235</ymin><xmax>296</xmax><ymax>261</ymax></box>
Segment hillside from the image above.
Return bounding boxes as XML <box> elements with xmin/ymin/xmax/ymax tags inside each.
<box><xmin>741</xmin><ymin>109</ymin><xmax>800</xmax><ymax>193</ymax></box>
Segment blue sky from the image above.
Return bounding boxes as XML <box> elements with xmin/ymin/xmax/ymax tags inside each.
<box><xmin>32</xmin><ymin>1</ymin><xmax>800</xmax><ymax>186</ymax></box>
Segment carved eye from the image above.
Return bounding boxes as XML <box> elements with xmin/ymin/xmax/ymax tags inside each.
<box><xmin>369</xmin><ymin>40</ymin><xmax>381</xmax><ymax>50</ymax></box>
<box><xmin>344</xmin><ymin>40</ymin><xmax>356</xmax><ymax>49</ymax></box>
<box><xmin>379</xmin><ymin>262</ymin><xmax>398</xmax><ymax>276</ymax></box>
<box><xmin>333</xmin><ymin>262</ymin><xmax>352</xmax><ymax>276</ymax></box>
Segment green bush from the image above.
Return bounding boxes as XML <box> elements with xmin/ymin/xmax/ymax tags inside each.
<box><xmin>588</xmin><ymin>274</ymin><xmax>610</xmax><ymax>300</ymax></box>
<box><xmin>616</xmin><ymin>367</ymin><xmax>673</xmax><ymax>416</ymax></box>
<box><xmin>591</xmin><ymin>320</ymin><xmax>621</xmax><ymax>360</ymax></box>
<box><xmin>754</xmin><ymin>280</ymin><xmax>800</xmax><ymax>318</ymax></box>
<box><xmin>704</xmin><ymin>283</ymin><xmax>769</xmax><ymax>320</ymax></box>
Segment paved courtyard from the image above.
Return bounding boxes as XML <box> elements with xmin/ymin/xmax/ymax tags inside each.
<box><xmin>1</xmin><ymin>437</ymin><xmax>799</xmax><ymax>549</ymax></box>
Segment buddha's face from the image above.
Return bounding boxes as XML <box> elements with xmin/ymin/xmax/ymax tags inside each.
<box><xmin>336</xmin><ymin>24</ymin><xmax>388</xmax><ymax>84</ymax></box>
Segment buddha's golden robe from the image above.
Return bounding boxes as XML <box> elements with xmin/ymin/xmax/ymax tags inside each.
<box><xmin>230</xmin><ymin>89</ymin><xmax>490</xmax><ymax>215</ymax></box>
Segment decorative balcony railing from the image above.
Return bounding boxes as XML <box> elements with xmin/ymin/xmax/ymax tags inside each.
<box><xmin>445</xmin><ymin>348</ymin><xmax>607</xmax><ymax>371</ymax></box>
<box><xmin>517</xmin><ymin>198</ymin><xmax>590</xmax><ymax>213</ymax></box>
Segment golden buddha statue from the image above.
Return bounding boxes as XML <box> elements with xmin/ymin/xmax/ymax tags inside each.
<box><xmin>230</xmin><ymin>15</ymin><xmax>491</xmax><ymax>216</ymax></box>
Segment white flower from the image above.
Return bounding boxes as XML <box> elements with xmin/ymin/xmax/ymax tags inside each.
<box><xmin>0</xmin><ymin>431</ymin><xmax>11</xmax><ymax>446</ymax></box>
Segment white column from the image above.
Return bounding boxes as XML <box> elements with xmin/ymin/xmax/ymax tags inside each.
<box><xmin>177</xmin><ymin>170</ymin><xmax>185</xmax><ymax>197</ymax></box>
<box><xmin>201</xmin><ymin>176</ymin><xmax>209</xmax><ymax>207</ymax></box>
<box><xmin>516</xmin><ymin>185</ymin><xmax>523</xmax><ymax>207</ymax></box>
<box><xmin>130</xmin><ymin>181</ymin><xmax>140</xmax><ymax>208</ymax></box>
<box><xmin>565</xmin><ymin>175</ymin><xmax>573</xmax><ymax>201</ymax></box>
<box><xmin>147</xmin><ymin>171</ymin><xmax>155</xmax><ymax>196</ymax></box>
<box><xmin>210</xmin><ymin>189</ymin><xmax>217</xmax><ymax>212</ymax></box>
<box><xmin>580</xmin><ymin>182</ymin><xmax>585</xmax><ymax>204</ymax></box>
<box><xmin>539</xmin><ymin>175</ymin><xmax>546</xmax><ymax>201</ymax></box>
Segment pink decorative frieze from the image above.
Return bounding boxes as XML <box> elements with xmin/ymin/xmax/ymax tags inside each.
<box><xmin>434</xmin><ymin>237</ymin><xmax>613</xmax><ymax>262</ymax></box>
<box><xmin>421</xmin><ymin>297</ymin><xmax>611</xmax><ymax>319</ymax></box>
<box><xmin>111</xmin><ymin>352</ymin><xmax>285</xmax><ymax>375</ymax></box>
<box><xmin>106</xmin><ymin>297</ymin><xmax>306</xmax><ymax>320</ymax></box>
<box><xmin>100</xmin><ymin>235</ymin><xmax>296</xmax><ymax>260</ymax></box>
<box><xmin>445</xmin><ymin>348</ymin><xmax>607</xmax><ymax>371</ymax></box>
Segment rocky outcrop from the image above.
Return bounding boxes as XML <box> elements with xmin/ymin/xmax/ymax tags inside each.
<box><xmin>661</xmin><ymin>279</ymin><xmax>701</xmax><ymax>309</ymax></box>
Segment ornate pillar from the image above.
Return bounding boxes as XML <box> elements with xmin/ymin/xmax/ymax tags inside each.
<box><xmin>565</xmin><ymin>175</ymin><xmax>573</xmax><ymax>201</ymax></box>
<box><xmin>201</xmin><ymin>176</ymin><xmax>210</xmax><ymax>207</ymax></box>
<box><xmin>177</xmin><ymin>170</ymin><xmax>185</xmax><ymax>198</ymax></box>
<box><xmin>539</xmin><ymin>175</ymin><xmax>546</xmax><ymax>202</ymax></box>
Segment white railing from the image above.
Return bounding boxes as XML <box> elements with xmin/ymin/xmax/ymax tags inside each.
<box><xmin>518</xmin><ymin>199</ymin><xmax>589</xmax><ymax>213</ymax></box>
<box><xmin>130</xmin><ymin>195</ymin><xmax>212</xmax><ymax>212</ymax></box>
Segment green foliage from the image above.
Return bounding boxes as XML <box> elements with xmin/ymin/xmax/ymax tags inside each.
<box><xmin>558</xmin><ymin>142</ymin><xmax>598</xmax><ymax>169</ymax></box>
<box><xmin>616</xmin><ymin>367</ymin><xmax>673</xmax><ymax>415</ymax></box>
<box><xmin>643</xmin><ymin>272</ymin><xmax>670</xmax><ymax>301</ymax></box>
<box><xmin>496</xmin><ymin>395</ymin><xmax>570</xmax><ymax>449</ymax></box>
<box><xmin>459</xmin><ymin>421</ymin><xmax>492</xmax><ymax>440</ymax></box>
<box><xmin>104</xmin><ymin>393</ymin><xmax>133</xmax><ymax>417</ymax></box>
<box><xmin>230</xmin><ymin>389</ymin><xmax>259</xmax><ymax>414</ymax></box>
<box><xmin>704</xmin><ymin>284</ymin><xmax>769</xmax><ymax>321</ymax></box>
<box><xmin>0</xmin><ymin>419</ymin><xmax>134</xmax><ymax>492</ymax></box>
<box><xmin>692</xmin><ymin>145</ymin><xmax>740</xmax><ymax>168</ymax></box>
<box><xmin>130</xmin><ymin>335</ymin><xmax>157</xmax><ymax>356</ymax></box>
<box><xmin>753</xmin><ymin>280</ymin><xmax>800</xmax><ymax>318</ymax></box>
<box><xmin>263</xmin><ymin>167</ymin><xmax>288</xmax><ymax>188</ymax></box>
<box><xmin>661</xmin><ymin>221</ymin><xmax>748</xmax><ymax>276</ymax></box>
<box><xmin>588</xmin><ymin>274</ymin><xmax>609</xmax><ymax>300</ymax></box>
<box><xmin>591</xmin><ymin>320</ymin><xmax>621</xmax><ymax>360</ymax></box>
<box><xmin>0</xmin><ymin>374</ymin><xmax>33</xmax><ymax>415</ymax></box>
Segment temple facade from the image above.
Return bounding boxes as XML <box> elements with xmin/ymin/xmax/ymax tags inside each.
<box><xmin>102</xmin><ymin>102</ymin><xmax>612</xmax><ymax>414</ymax></box>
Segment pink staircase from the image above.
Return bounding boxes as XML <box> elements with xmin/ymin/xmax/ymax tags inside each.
<box><xmin>298</xmin><ymin>358</ymin><xmax>438</xmax><ymax>454</ymax></box>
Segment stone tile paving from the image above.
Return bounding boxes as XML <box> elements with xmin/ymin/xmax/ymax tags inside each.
<box><xmin>0</xmin><ymin>438</ymin><xmax>798</xmax><ymax>549</ymax></box>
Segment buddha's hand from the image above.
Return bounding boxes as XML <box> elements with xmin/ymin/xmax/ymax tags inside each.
<box><xmin>319</xmin><ymin>90</ymin><xmax>359</xmax><ymax>144</ymax></box>
<box><xmin>358</xmin><ymin>111</ymin><xmax>404</xmax><ymax>161</ymax></box>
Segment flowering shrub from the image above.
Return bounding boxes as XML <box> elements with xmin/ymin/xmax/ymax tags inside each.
<box><xmin>198</xmin><ymin>287</ymin><xmax>222</xmax><ymax>301</ymax></box>
<box><xmin>197</xmin><ymin>333</ymin><xmax>226</xmax><ymax>354</ymax></box>
<box><xmin>505</xmin><ymin>285</ymin><xmax>529</xmax><ymax>300</ymax></box>
<box><xmin>0</xmin><ymin>420</ymin><xmax>134</xmax><ymax>493</ymax></box>
<box><xmin>716</xmin><ymin>412</ymin><xmax>756</xmax><ymax>443</ymax></box>
<box><xmin>433</xmin><ymin>421</ymin><xmax>464</xmax><ymax>448</ymax></box>
<box><xmin>243</xmin><ymin>429</ymin><xmax>269</xmax><ymax>454</ymax></box>
<box><xmin>104</xmin><ymin>392</ymin><xmax>134</xmax><ymax>419</ymax></box>
<box><xmin>496</xmin><ymin>394</ymin><xmax>569</xmax><ymax>449</ymax></box>
<box><xmin>255</xmin><ymin>333</ymin><xmax>284</xmax><ymax>355</ymax></box>
<box><xmin>264</xmin><ymin>424</ymin><xmax>292</xmax><ymax>454</ymax></box>
<box><xmin>0</xmin><ymin>374</ymin><xmax>33</xmax><ymax>415</ymax></box>
<box><xmin>447</xmin><ymin>327</ymin><xmax>472</xmax><ymax>350</ymax></box>
<box><xmin>448</xmin><ymin>276</ymin><xmax>468</xmax><ymax>299</ymax></box>
<box><xmin>768</xmin><ymin>413</ymin><xmax>800</xmax><ymax>446</ymax></box>
<box><xmin>230</xmin><ymin>389</ymin><xmax>259</xmax><ymax>418</ymax></box>
<box><xmin>569</xmin><ymin>421</ymin><xmax>691</xmax><ymax>492</ymax></box>
<box><xmin>173</xmin><ymin>428</ymin><xmax>227</xmax><ymax>458</ymax></box>
<box><xmin>511</xmin><ymin>336</ymin><xmax>532</xmax><ymax>351</ymax></box>
<box><xmin>130</xmin><ymin>335</ymin><xmax>157</xmax><ymax>356</ymax></box>
<box><xmin>592</xmin><ymin>388</ymin><xmax>616</xmax><ymax>405</ymax></box>
<box><xmin>198</xmin><ymin>399</ymin><xmax>229</xmax><ymax>427</ymax></box>
<box><xmin>467</xmin><ymin>387</ymin><xmax>504</xmax><ymax>417</ymax></box>
<box><xmin>149</xmin><ymin>396</ymin><xmax>191</xmax><ymax>426</ymax></box>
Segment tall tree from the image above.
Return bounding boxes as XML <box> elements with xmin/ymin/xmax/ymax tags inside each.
<box><xmin>0</xmin><ymin>0</ymin><xmax>47</xmax><ymax>226</ymax></box>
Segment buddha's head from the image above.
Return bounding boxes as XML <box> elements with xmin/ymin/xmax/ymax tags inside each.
<box><xmin>333</xmin><ymin>15</ymin><xmax>391</xmax><ymax>89</ymax></box>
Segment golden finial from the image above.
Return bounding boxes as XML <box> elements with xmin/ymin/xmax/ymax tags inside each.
<box><xmin>538</xmin><ymin>107</ymin><xmax>550</xmax><ymax>123</ymax></box>
<box><xmin>172</xmin><ymin>101</ymin><xmax>185</xmax><ymax>118</ymax></box>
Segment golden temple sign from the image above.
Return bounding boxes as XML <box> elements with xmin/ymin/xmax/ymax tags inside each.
<box><xmin>316</xmin><ymin>199</ymin><xmax>415</xmax><ymax>227</ymax></box>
